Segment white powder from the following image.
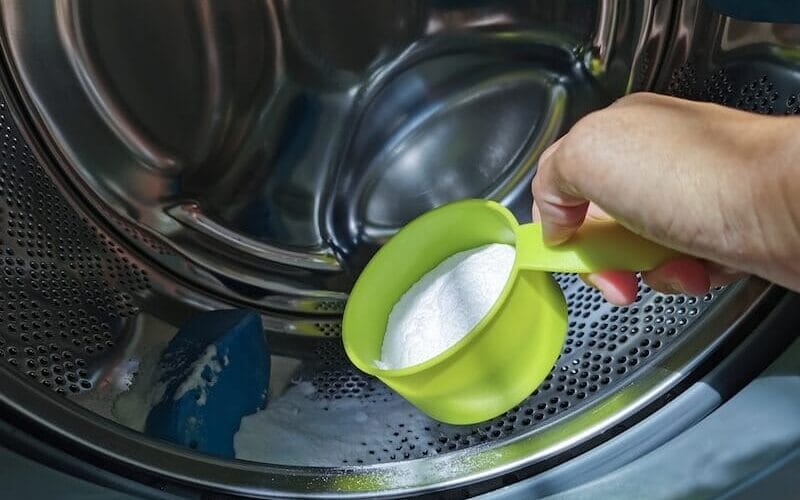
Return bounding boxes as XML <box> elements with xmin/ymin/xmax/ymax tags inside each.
<box><xmin>378</xmin><ymin>243</ymin><xmax>516</xmax><ymax>369</ymax></box>
<box><xmin>234</xmin><ymin>379</ymin><xmax>434</xmax><ymax>466</ymax></box>
<box><xmin>173</xmin><ymin>344</ymin><xmax>227</xmax><ymax>406</ymax></box>
<box><xmin>111</xmin><ymin>342</ymin><xmax>169</xmax><ymax>432</ymax></box>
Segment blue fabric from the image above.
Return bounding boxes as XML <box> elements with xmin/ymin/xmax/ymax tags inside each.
<box><xmin>706</xmin><ymin>0</ymin><xmax>800</xmax><ymax>23</ymax></box>
<box><xmin>145</xmin><ymin>309</ymin><xmax>269</xmax><ymax>458</ymax></box>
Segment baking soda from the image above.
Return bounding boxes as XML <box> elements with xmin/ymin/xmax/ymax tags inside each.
<box><xmin>234</xmin><ymin>380</ymin><xmax>432</xmax><ymax>466</ymax></box>
<box><xmin>172</xmin><ymin>344</ymin><xmax>227</xmax><ymax>406</ymax></box>
<box><xmin>378</xmin><ymin>243</ymin><xmax>516</xmax><ymax>369</ymax></box>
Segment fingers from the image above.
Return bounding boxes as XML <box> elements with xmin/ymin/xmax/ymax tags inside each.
<box><xmin>642</xmin><ymin>258</ymin><xmax>710</xmax><ymax>295</ymax></box>
<box><xmin>581</xmin><ymin>271</ymin><xmax>639</xmax><ymax>306</ymax></box>
<box><xmin>532</xmin><ymin>137</ymin><xmax>590</xmax><ymax>245</ymax></box>
<box><xmin>580</xmin><ymin>258</ymin><xmax>743</xmax><ymax>306</ymax></box>
<box><xmin>536</xmin><ymin>203</ymin><xmax>610</xmax><ymax>225</ymax></box>
<box><xmin>537</xmin><ymin>201</ymin><xmax>590</xmax><ymax>246</ymax></box>
<box><xmin>640</xmin><ymin>258</ymin><xmax>742</xmax><ymax>294</ymax></box>
<box><xmin>704</xmin><ymin>261</ymin><xmax>744</xmax><ymax>288</ymax></box>
<box><xmin>585</xmin><ymin>203</ymin><xmax>614</xmax><ymax>222</ymax></box>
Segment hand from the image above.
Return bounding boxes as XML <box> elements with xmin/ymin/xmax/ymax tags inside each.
<box><xmin>532</xmin><ymin>92</ymin><xmax>800</xmax><ymax>305</ymax></box>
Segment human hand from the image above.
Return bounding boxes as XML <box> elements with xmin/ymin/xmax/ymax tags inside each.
<box><xmin>532</xmin><ymin>92</ymin><xmax>800</xmax><ymax>305</ymax></box>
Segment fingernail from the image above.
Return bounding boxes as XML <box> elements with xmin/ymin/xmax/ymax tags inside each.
<box><xmin>665</xmin><ymin>280</ymin><xmax>686</xmax><ymax>294</ymax></box>
<box><xmin>585</xmin><ymin>205</ymin><xmax>614</xmax><ymax>222</ymax></box>
<box><xmin>674</xmin><ymin>277</ymin><xmax>710</xmax><ymax>295</ymax></box>
<box><xmin>541</xmin><ymin>220</ymin><xmax>572</xmax><ymax>246</ymax></box>
<box><xmin>602</xmin><ymin>288</ymin><xmax>629</xmax><ymax>307</ymax></box>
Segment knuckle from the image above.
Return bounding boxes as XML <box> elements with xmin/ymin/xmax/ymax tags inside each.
<box><xmin>531</xmin><ymin>172</ymin><xmax>542</xmax><ymax>196</ymax></box>
<box><xmin>616</xmin><ymin>91</ymin><xmax>660</xmax><ymax>105</ymax></box>
<box><xmin>556</xmin><ymin>123</ymin><xmax>596</xmax><ymax>174</ymax></box>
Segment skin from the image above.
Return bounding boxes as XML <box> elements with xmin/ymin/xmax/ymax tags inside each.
<box><xmin>532</xmin><ymin>92</ymin><xmax>800</xmax><ymax>305</ymax></box>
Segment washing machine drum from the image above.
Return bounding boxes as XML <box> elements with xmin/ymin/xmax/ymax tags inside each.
<box><xmin>0</xmin><ymin>1</ymin><xmax>790</xmax><ymax>497</ymax></box>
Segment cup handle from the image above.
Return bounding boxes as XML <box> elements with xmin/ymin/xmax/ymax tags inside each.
<box><xmin>514</xmin><ymin>222</ymin><xmax>680</xmax><ymax>274</ymax></box>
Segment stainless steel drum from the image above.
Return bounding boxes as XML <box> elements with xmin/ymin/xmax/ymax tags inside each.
<box><xmin>0</xmin><ymin>0</ymin><xmax>793</xmax><ymax>497</ymax></box>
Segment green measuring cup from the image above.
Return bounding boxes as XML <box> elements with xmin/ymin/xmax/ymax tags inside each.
<box><xmin>342</xmin><ymin>199</ymin><xmax>677</xmax><ymax>424</ymax></box>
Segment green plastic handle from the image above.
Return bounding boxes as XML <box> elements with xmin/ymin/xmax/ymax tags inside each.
<box><xmin>515</xmin><ymin>221</ymin><xmax>679</xmax><ymax>274</ymax></box>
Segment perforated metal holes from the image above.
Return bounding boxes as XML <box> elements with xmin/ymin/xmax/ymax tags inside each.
<box><xmin>109</xmin><ymin>211</ymin><xmax>174</xmax><ymax>257</ymax></box>
<box><xmin>667</xmin><ymin>64</ymin><xmax>799</xmax><ymax>117</ymax></box>
<box><xmin>0</xmin><ymin>97</ymin><xmax>148</xmax><ymax>394</ymax></box>
<box><xmin>288</xmin><ymin>272</ymin><xmax>726</xmax><ymax>466</ymax></box>
<box><xmin>0</xmin><ymin>47</ymin><xmax>746</xmax><ymax>467</ymax></box>
<box><xmin>667</xmin><ymin>63</ymin><xmax>698</xmax><ymax>99</ymax></box>
<box><xmin>735</xmin><ymin>75</ymin><xmax>778</xmax><ymax>114</ymax></box>
<box><xmin>702</xmin><ymin>69</ymin><xmax>734</xmax><ymax>105</ymax></box>
<box><xmin>314</xmin><ymin>301</ymin><xmax>345</xmax><ymax>314</ymax></box>
<box><xmin>311</xmin><ymin>366</ymin><xmax>393</xmax><ymax>402</ymax></box>
<box><xmin>313</xmin><ymin>321</ymin><xmax>342</xmax><ymax>337</ymax></box>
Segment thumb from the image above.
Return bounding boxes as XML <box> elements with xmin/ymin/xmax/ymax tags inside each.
<box><xmin>532</xmin><ymin>138</ymin><xmax>590</xmax><ymax>246</ymax></box>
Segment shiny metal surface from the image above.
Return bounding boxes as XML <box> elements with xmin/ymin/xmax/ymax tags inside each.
<box><xmin>0</xmin><ymin>0</ymin><xmax>668</xmax><ymax>313</ymax></box>
<box><xmin>0</xmin><ymin>0</ymin><xmax>794</xmax><ymax>498</ymax></box>
<box><xmin>659</xmin><ymin>0</ymin><xmax>800</xmax><ymax>111</ymax></box>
